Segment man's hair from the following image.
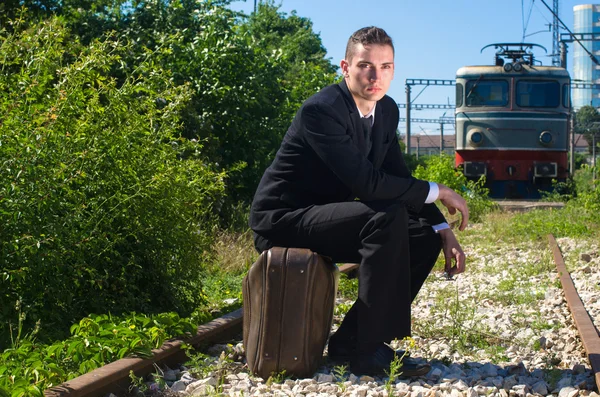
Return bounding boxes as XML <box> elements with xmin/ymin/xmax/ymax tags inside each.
<box><xmin>344</xmin><ymin>26</ymin><xmax>394</xmax><ymax>62</ymax></box>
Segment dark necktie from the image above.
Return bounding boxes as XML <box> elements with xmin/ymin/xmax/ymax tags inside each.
<box><xmin>361</xmin><ymin>115</ymin><xmax>373</xmax><ymax>154</ymax></box>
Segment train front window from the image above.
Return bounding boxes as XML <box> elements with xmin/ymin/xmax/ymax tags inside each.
<box><xmin>562</xmin><ymin>84</ymin><xmax>570</xmax><ymax>108</ymax></box>
<box><xmin>456</xmin><ymin>83</ymin><xmax>463</xmax><ymax>107</ymax></box>
<box><xmin>465</xmin><ymin>80</ymin><xmax>508</xmax><ymax>107</ymax></box>
<box><xmin>516</xmin><ymin>80</ymin><xmax>560</xmax><ymax>107</ymax></box>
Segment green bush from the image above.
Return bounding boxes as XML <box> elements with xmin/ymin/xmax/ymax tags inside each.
<box><xmin>0</xmin><ymin>19</ymin><xmax>225</xmax><ymax>347</ymax></box>
<box><xmin>0</xmin><ymin>310</ymin><xmax>196</xmax><ymax>394</ymax></box>
<box><xmin>413</xmin><ymin>155</ymin><xmax>495</xmax><ymax>223</ymax></box>
<box><xmin>571</xmin><ymin>165</ymin><xmax>600</xmax><ymax>210</ymax></box>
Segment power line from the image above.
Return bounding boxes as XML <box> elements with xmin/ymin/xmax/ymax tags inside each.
<box><xmin>539</xmin><ymin>0</ymin><xmax>600</xmax><ymax>65</ymax></box>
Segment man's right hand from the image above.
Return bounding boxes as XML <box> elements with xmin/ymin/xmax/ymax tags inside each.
<box><xmin>437</xmin><ymin>184</ymin><xmax>469</xmax><ymax>231</ymax></box>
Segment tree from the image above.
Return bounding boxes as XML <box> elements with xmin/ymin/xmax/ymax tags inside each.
<box><xmin>2</xmin><ymin>0</ymin><xmax>339</xmax><ymax>214</ymax></box>
<box><xmin>115</xmin><ymin>0</ymin><xmax>338</xmax><ymax>209</ymax></box>
<box><xmin>241</xmin><ymin>1</ymin><xmax>338</xmax><ymax>124</ymax></box>
<box><xmin>575</xmin><ymin>105</ymin><xmax>600</xmax><ymax>154</ymax></box>
<box><xmin>0</xmin><ymin>18</ymin><xmax>225</xmax><ymax>345</ymax></box>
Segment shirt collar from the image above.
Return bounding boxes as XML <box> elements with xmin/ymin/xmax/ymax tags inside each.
<box><xmin>357</xmin><ymin>103</ymin><xmax>376</xmax><ymax>125</ymax></box>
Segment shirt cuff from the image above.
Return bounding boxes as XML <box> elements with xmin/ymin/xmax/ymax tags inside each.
<box><xmin>424</xmin><ymin>182</ymin><xmax>439</xmax><ymax>204</ymax></box>
<box><xmin>432</xmin><ymin>222</ymin><xmax>450</xmax><ymax>233</ymax></box>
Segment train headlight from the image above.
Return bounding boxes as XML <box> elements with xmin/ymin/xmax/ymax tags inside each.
<box><xmin>503</xmin><ymin>63</ymin><xmax>513</xmax><ymax>72</ymax></box>
<box><xmin>513</xmin><ymin>62</ymin><xmax>523</xmax><ymax>72</ymax></box>
<box><xmin>468</xmin><ymin>130</ymin><xmax>484</xmax><ymax>146</ymax></box>
<box><xmin>539</xmin><ymin>131</ymin><xmax>553</xmax><ymax>145</ymax></box>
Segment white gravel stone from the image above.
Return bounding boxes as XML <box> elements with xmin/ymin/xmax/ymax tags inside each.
<box><xmin>155</xmin><ymin>237</ymin><xmax>598</xmax><ymax>397</ymax></box>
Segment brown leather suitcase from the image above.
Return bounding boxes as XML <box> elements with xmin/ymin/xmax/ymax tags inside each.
<box><xmin>243</xmin><ymin>247</ymin><xmax>339</xmax><ymax>379</ymax></box>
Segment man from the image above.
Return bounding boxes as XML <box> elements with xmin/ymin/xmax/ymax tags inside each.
<box><xmin>249</xmin><ymin>26</ymin><xmax>468</xmax><ymax>376</ymax></box>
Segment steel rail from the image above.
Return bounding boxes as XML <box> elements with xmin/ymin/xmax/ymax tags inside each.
<box><xmin>548</xmin><ymin>234</ymin><xmax>600</xmax><ymax>391</ymax></box>
<box><xmin>45</xmin><ymin>263</ymin><xmax>360</xmax><ymax>397</ymax></box>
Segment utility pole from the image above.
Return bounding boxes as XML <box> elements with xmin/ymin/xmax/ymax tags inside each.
<box><xmin>405</xmin><ymin>85</ymin><xmax>411</xmax><ymax>155</ymax></box>
<box><xmin>552</xmin><ymin>0</ymin><xmax>560</xmax><ymax>66</ymax></box>
<box><xmin>403</xmin><ymin>78</ymin><xmax>455</xmax><ymax>155</ymax></box>
<box><xmin>416</xmin><ymin>136</ymin><xmax>420</xmax><ymax>160</ymax></box>
<box><xmin>440</xmin><ymin>122</ymin><xmax>444</xmax><ymax>155</ymax></box>
<box><xmin>593</xmin><ymin>132</ymin><xmax>597</xmax><ymax>181</ymax></box>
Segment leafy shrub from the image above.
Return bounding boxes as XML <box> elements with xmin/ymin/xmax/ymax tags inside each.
<box><xmin>571</xmin><ymin>165</ymin><xmax>600</xmax><ymax>211</ymax></box>
<box><xmin>413</xmin><ymin>155</ymin><xmax>495</xmax><ymax>223</ymax></box>
<box><xmin>0</xmin><ymin>310</ymin><xmax>195</xmax><ymax>393</ymax></box>
<box><xmin>114</xmin><ymin>0</ymin><xmax>338</xmax><ymax>213</ymax></box>
<box><xmin>0</xmin><ymin>19</ymin><xmax>225</xmax><ymax>347</ymax></box>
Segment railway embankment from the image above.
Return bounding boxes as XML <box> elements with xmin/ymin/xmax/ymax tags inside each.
<box><xmin>127</xmin><ymin>232</ymin><xmax>600</xmax><ymax>397</ymax></box>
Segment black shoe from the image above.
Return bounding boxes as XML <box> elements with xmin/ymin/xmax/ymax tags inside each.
<box><xmin>397</xmin><ymin>356</ymin><xmax>431</xmax><ymax>377</ymax></box>
<box><xmin>327</xmin><ymin>334</ymin><xmax>356</xmax><ymax>363</ymax></box>
<box><xmin>328</xmin><ymin>335</ymin><xmax>408</xmax><ymax>363</ymax></box>
<box><xmin>350</xmin><ymin>345</ymin><xmax>430</xmax><ymax>377</ymax></box>
<box><xmin>350</xmin><ymin>344</ymin><xmax>393</xmax><ymax>376</ymax></box>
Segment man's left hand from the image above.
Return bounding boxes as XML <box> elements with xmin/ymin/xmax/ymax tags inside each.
<box><xmin>438</xmin><ymin>228</ymin><xmax>465</xmax><ymax>277</ymax></box>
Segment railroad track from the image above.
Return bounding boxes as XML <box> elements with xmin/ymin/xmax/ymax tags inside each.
<box><xmin>45</xmin><ymin>239</ymin><xmax>599</xmax><ymax>396</ymax></box>
<box><xmin>493</xmin><ymin>200</ymin><xmax>565</xmax><ymax>212</ymax></box>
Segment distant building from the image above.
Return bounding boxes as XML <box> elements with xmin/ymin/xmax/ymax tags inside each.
<box><xmin>574</xmin><ymin>133</ymin><xmax>593</xmax><ymax>154</ymax></box>
<box><xmin>404</xmin><ymin>134</ymin><xmax>456</xmax><ymax>157</ymax></box>
<box><xmin>573</xmin><ymin>4</ymin><xmax>600</xmax><ymax>109</ymax></box>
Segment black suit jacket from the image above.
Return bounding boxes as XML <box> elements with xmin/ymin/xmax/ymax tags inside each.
<box><xmin>249</xmin><ymin>80</ymin><xmax>446</xmax><ymax>234</ymax></box>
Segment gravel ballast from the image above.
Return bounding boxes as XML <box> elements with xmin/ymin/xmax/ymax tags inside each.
<box><xmin>137</xmin><ymin>236</ymin><xmax>600</xmax><ymax>397</ymax></box>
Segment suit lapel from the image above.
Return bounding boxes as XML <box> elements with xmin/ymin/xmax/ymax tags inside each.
<box><xmin>339</xmin><ymin>80</ymin><xmax>370</xmax><ymax>155</ymax></box>
<box><xmin>368</xmin><ymin>103</ymin><xmax>386</xmax><ymax>166</ymax></box>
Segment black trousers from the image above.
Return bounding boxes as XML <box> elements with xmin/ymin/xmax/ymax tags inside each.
<box><xmin>253</xmin><ymin>199</ymin><xmax>442</xmax><ymax>354</ymax></box>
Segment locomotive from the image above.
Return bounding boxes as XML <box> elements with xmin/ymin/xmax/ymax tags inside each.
<box><xmin>455</xmin><ymin>43</ymin><xmax>571</xmax><ymax>199</ymax></box>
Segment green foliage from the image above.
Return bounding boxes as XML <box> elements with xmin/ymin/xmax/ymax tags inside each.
<box><xmin>572</xmin><ymin>152</ymin><xmax>589</xmax><ymax>171</ymax></box>
<box><xmin>384</xmin><ymin>354</ymin><xmax>403</xmax><ymax>395</ymax></box>
<box><xmin>129</xmin><ymin>370</ymin><xmax>149</xmax><ymax>394</ymax></box>
<box><xmin>3</xmin><ymin>0</ymin><xmax>339</xmax><ymax>218</ymax></box>
<box><xmin>337</xmin><ymin>273</ymin><xmax>358</xmax><ymax>300</ymax></box>
<box><xmin>0</xmin><ymin>311</ymin><xmax>195</xmax><ymax>392</ymax></box>
<box><xmin>575</xmin><ymin>105</ymin><xmax>600</xmax><ymax>154</ymax></box>
<box><xmin>0</xmin><ymin>0</ymin><xmax>342</xmax><ymax>389</ymax></box>
<box><xmin>414</xmin><ymin>154</ymin><xmax>464</xmax><ymax>191</ymax></box>
<box><xmin>266</xmin><ymin>369</ymin><xmax>288</xmax><ymax>385</ymax></box>
<box><xmin>0</xmin><ymin>19</ymin><xmax>225</xmax><ymax>346</ymax></box>
<box><xmin>504</xmin><ymin>207</ymin><xmax>596</xmax><ymax>240</ymax></box>
<box><xmin>413</xmin><ymin>155</ymin><xmax>495</xmax><ymax>222</ymax></box>
<box><xmin>113</xmin><ymin>0</ymin><xmax>338</xmax><ymax>212</ymax></box>
<box><xmin>571</xmin><ymin>165</ymin><xmax>600</xmax><ymax>211</ymax></box>
<box><xmin>402</xmin><ymin>152</ymin><xmax>426</xmax><ymax>173</ymax></box>
<box><xmin>332</xmin><ymin>364</ymin><xmax>348</xmax><ymax>392</ymax></box>
<box><xmin>505</xmin><ymin>166</ymin><xmax>600</xmax><ymax>239</ymax></box>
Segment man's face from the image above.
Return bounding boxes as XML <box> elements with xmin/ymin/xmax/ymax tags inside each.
<box><xmin>340</xmin><ymin>43</ymin><xmax>394</xmax><ymax>110</ymax></box>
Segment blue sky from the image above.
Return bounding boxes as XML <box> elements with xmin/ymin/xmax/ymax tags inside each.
<box><xmin>229</xmin><ymin>0</ymin><xmax>586</xmax><ymax>135</ymax></box>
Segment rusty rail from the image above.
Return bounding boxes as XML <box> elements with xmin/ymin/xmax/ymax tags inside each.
<box><xmin>548</xmin><ymin>234</ymin><xmax>600</xmax><ymax>391</ymax></box>
<box><xmin>45</xmin><ymin>263</ymin><xmax>360</xmax><ymax>396</ymax></box>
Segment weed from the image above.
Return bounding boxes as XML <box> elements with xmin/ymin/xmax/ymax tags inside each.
<box><xmin>413</xmin><ymin>280</ymin><xmax>505</xmax><ymax>358</ymax></box>
<box><xmin>184</xmin><ymin>350</ymin><xmax>214</xmax><ymax>378</ymax></box>
<box><xmin>332</xmin><ymin>364</ymin><xmax>348</xmax><ymax>392</ymax></box>
<box><xmin>545</xmin><ymin>368</ymin><xmax>562</xmax><ymax>390</ymax></box>
<box><xmin>385</xmin><ymin>353</ymin><xmax>404</xmax><ymax>396</ymax></box>
<box><xmin>212</xmin><ymin>228</ymin><xmax>257</xmax><ymax>273</ymax></box>
<box><xmin>334</xmin><ymin>301</ymin><xmax>353</xmax><ymax>317</ymax></box>
<box><xmin>266</xmin><ymin>369</ymin><xmax>287</xmax><ymax>385</ymax></box>
<box><xmin>337</xmin><ymin>273</ymin><xmax>359</xmax><ymax>300</ymax></box>
<box><xmin>128</xmin><ymin>370</ymin><xmax>148</xmax><ymax>394</ymax></box>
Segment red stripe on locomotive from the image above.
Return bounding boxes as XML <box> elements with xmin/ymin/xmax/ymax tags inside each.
<box><xmin>456</xmin><ymin>150</ymin><xmax>568</xmax><ymax>181</ymax></box>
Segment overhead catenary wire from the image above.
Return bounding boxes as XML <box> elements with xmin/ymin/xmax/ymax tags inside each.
<box><xmin>538</xmin><ymin>0</ymin><xmax>600</xmax><ymax>65</ymax></box>
<box><xmin>522</xmin><ymin>0</ymin><xmax>536</xmax><ymax>42</ymax></box>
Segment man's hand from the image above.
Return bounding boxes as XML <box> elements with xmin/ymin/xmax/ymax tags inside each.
<box><xmin>438</xmin><ymin>228</ymin><xmax>466</xmax><ymax>277</ymax></box>
<box><xmin>437</xmin><ymin>184</ymin><xmax>469</xmax><ymax>231</ymax></box>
